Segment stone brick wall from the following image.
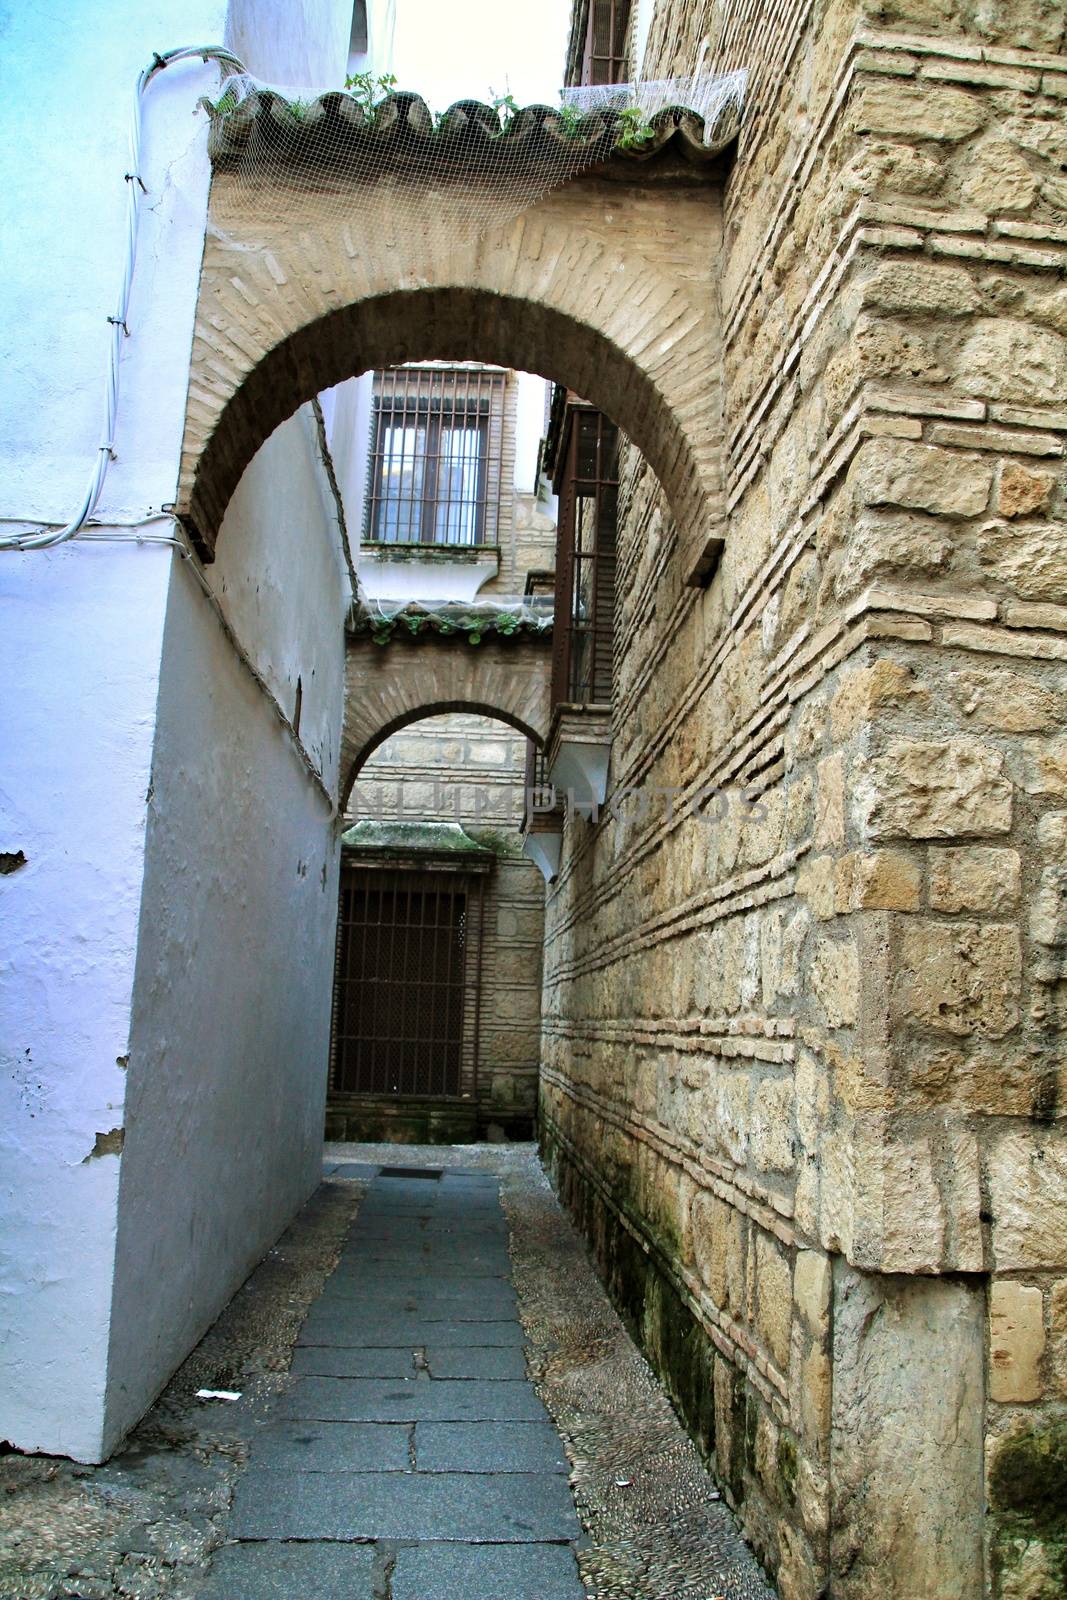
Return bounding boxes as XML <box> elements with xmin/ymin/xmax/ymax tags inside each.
<box><xmin>541</xmin><ymin>2</ymin><xmax>1067</xmax><ymax>1597</ymax></box>
<box><xmin>334</xmin><ymin>714</ymin><xmax>544</xmax><ymax>1137</ymax></box>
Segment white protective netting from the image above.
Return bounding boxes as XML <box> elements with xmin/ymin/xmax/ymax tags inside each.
<box><xmin>200</xmin><ymin>67</ymin><xmax>746</xmax><ymax>255</ymax></box>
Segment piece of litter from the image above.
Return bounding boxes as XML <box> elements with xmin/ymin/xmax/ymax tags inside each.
<box><xmin>195</xmin><ymin>1389</ymin><xmax>241</xmax><ymax>1401</ymax></box>
<box><xmin>709</xmin><ymin>1490</ymin><xmax>721</xmax><ymax>1500</ymax></box>
<box><xmin>614</xmin><ymin>1476</ymin><xmax>632</xmax><ymax>1487</ymax></box>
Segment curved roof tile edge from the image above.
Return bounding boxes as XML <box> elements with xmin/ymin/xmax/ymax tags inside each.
<box><xmin>205</xmin><ymin>89</ymin><xmax>742</xmax><ymax>170</ymax></box>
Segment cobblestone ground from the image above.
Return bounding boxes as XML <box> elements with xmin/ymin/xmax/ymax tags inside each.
<box><xmin>0</xmin><ymin>1144</ymin><xmax>774</xmax><ymax>1600</ymax></box>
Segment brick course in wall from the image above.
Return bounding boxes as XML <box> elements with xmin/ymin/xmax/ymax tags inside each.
<box><xmin>540</xmin><ymin>3</ymin><xmax>1067</xmax><ymax>1598</ymax></box>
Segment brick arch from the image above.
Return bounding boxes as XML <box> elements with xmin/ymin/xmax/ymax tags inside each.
<box><xmin>178</xmin><ymin>168</ymin><xmax>725</xmax><ymax>577</ymax></box>
<box><xmin>340</xmin><ymin>634</ymin><xmax>552</xmax><ymax>806</ymax></box>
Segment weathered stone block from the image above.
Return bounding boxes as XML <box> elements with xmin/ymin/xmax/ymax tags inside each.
<box><xmin>948</xmin><ymin>666</ymin><xmax>1065</xmax><ymax>734</ymax></box>
<box><xmin>847</xmin><ymin>849</ymin><xmax>922</xmax><ymax>911</ymax></box>
<box><xmin>793</xmin><ymin>1250</ymin><xmax>831</xmax><ymax>1340</ymax></box>
<box><xmin>851</xmin><ymin>439</ymin><xmax>994</xmax><ymax>517</ymax></box>
<box><xmin>893</xmin><ymin>920</ymin><xmax>1021</xmax><ymax>1037</ymax></box>
<box><xmin>1037</xmin><ymin>811</ymin><xmax>1067</xmax><ymax>857</ymax></box>
<box><xmin>829</xmin><ymin>659</ymin><xmax>928</xmax><ymax>740</ymax></box>
<box><xmin>1031</xmin><ymin>866</ymin><xmax>1067</xmax><ymax>946</ymax></box>
<box><xmin>959</xmin><ymin>319</ymin><xmax>1067</xmax><ymax>405</ymax></box>
<box><xmin>861</xmin><ymin>261</ymin><xmax>980</xmax><ymax>317</ymax></box>
<box><xmin>929</xmin><ymin>846</ymin><xmax>1021</xmax><ymax>914</ymax></box>
<box><xmin>1019</xmin><ymin>736</ymin><xmax>1067</xmax><ymax>799</ymax></box>
<box><xmin>830</xmin><ymin>1266</ymin><xmax>984</xmax><ymax>1600</ymax></box>
<box><xmin>977</xmin><ymin>520</ymin><xmax>1067</xmax><ymax>601</ymax></box>
<box><xmin>851</xmin><ymin>81</ymin><xmax>987</xmax><ymax>142</ymax></box>
<box><xmin>813</xmin><ymin>752</ymin><xmax>845</xmax><ymax>849</ymax></box>
<box><xmin>960</xmin><ymin>138</ymin><xmax>1040</xmax><ymax>213</ymax></box>
<box><xmin>754</xmin><ymin>1232</ymin><xmax>793</xmax><ymax>1373</ymax></box>
<box><xmin>997</xmin><ymin>461</ymin><xmax>1056</xmax><ymax>519</ymax></box>
<box><xmin>836</xmin><ymin>511</ymin><xmax>952</xmax><ymax>596</ymax></box>
<box><xmin>811</xmin><ymin>935</ymin><xmax>860</xmax><ymax>1029</ymax></box>
<box><xmin>989</xmin><ymin>1281</ymin><xmax>1046</xmax><ymax>1403</ymax></box>
<box><xmin>873</xmin><ymin>1134</ymin><xmax>948</xmax><ymax>1272</ymax></box>
<box><xmin>691</xmin><ymin>1189</ymin><xmax>744</xmax><ymax>1315</ymax></box>
<box><xmin>988</xmin><ymin>1129</ymin><xmax>1067</xmax><ymax>1269</ymax></box>
<box><xmin>750</xmin><ymin>1076</ymin><xmax>795</xmax><ymax>1175</ymax></box>
<box><xmin>856</xmin><ymin>738</ymin><xmax>1013</xmax><ymax>839</ymax></box>
<box><xmin>1052</xmin><ymin>1280</ymin><xmax>1067</xmax><ymax>1398</ymax></box>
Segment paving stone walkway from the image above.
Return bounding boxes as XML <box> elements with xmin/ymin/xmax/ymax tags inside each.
<box><xmin>200</xmin><ymin>1165</ymin><xmax>586</xmax><ymax>1599</ymax></box>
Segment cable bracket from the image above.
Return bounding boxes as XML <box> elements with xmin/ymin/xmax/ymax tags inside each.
<box><xmin>125</xmin><ymin>172</ymin><xmax>148</xmax><ymax>193</ymax></box>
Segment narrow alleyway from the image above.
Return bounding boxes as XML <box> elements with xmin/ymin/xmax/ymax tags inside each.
<box><xmin>203</xmin><ymin>1164</ymin><xmax>585</xmax><ymax>1598</ymax></box>
<box><xmin>0</xmin><ymin>1146</ymin><xmax>774</xmax><ymax>1600</ymax></box>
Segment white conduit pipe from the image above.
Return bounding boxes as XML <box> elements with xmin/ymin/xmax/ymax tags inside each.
<box><xmin>0</xmin><ymin>44</ymin><xmax>246</xmax><ymax>553</ymax></box>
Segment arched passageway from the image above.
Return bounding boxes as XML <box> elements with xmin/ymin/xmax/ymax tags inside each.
<box><xmin>340</xmin><ymin>633</ymin><xmax>553</xmax><ymax>804</ymax></box>
<box><xmin>178</xmin><ymin>152</ymin><xmax>728</xmax><ymax>586</ymax></box>
<box><xmin>333</xmin><ymin>709</ymin><xmax>545</xmax><ymax>1144</ymax></box>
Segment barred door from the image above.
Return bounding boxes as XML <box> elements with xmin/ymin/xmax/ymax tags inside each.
<box><xmin>332</xmin><ymin>867</ymin><xmax>480</xmax><ymax>1099</ymax></box>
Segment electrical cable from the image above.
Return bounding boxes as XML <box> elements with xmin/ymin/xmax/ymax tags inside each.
<box><xmin>0</xmin><ymin>44</ymin><xmax>246</xmax><ymax>553</ymax></box>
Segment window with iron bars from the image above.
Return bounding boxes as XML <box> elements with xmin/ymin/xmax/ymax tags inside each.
<box><xmin>580</xmin><ymin>0</ymin><xmax>632</xmax><ymax>85</ymax></box>
<box><xmin>365</xmin><ymin>366</ymin><xmax>505</xmax><ymax>547</ymax></box>
<box><xmin>552</xmin><ymin>407</ymin><xmax>619</xmax><ymax>707</ymax></box>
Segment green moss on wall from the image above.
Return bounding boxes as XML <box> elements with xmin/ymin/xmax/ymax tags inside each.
<box><xmin>989</xmin><ymin>1420</ymin><xmax>1067</xmax><ymax>1599</ymax></box>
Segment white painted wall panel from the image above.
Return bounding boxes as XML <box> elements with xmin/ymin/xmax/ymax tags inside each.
<box><xmin>0</xmin><ymin>545</ymin><xmax>173</xmax><ymax>1462</ymax></box>
<box><xmin>210</xmin><ymin>407</ymin><xmax>351</xmax><ymax>793</ymax></box>
<box><xmin>104</xmin><ymin>551</ymin><xmax>342</xmax><ymax>1450</ymax></box>
<box><xmin>0</xmin><ymin>0</ymin><xmax>353</xmax><ymax>1458</ymax></box>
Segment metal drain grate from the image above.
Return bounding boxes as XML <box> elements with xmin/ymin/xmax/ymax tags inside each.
<box><xmin>378</xmin><ymin>1166</ymin><xmax>443</xmax><ymax>1180</ymax></box>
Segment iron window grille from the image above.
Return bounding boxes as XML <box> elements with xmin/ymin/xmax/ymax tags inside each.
<box><xmin>582</xmin><ymin>0</ymin><xmax>632</xmax><ymax>85</ymax></box>
<box><xmin>523</xmin><ymin>739</ymin><xmax>558</xmax><ymax>830</ymax></box>
<box><xmin>365</xmin><ymin>366</ymin><xmax>505</xmax><ymax>547</ymax></box>
<box><xmin>552</xmin><ymin>406</ymin><xmax>619</xmax><ymax>707</ymax></box>
<box><xmin>330</xmin><ymin>864</ymin><xmax>486</xmax><ymax>1101</ymax></box>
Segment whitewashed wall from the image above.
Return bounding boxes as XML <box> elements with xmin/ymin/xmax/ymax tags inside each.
<box><xmin>0</xmin><ymin>546</ymin><xmax>174</xmax><ymax>1461</ymax></box>
<box><xmin>0</xmin><ymin>0</ymin><xmax>226</xmax><ymax>1462</ymax></box>
<box><xmin>0</xmin><ymin>0</ymin><xmax>352</xmax><ymax>1459</ymax></box>
<box><xmin>105</xmin><ymin>468</ymin><xmax>346</xmax><ymax>1445</ymax></box>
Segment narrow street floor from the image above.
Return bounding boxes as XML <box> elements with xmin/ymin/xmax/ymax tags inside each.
<box><xmin>0</xmin><ymin>1145</ymin><xmax>774</xmax><ymax>1600</ymax></box>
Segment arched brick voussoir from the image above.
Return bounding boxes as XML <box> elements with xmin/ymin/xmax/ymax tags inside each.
<box><xmin>180</xmin><ymin>288</ymin><xmax>717</xmax><ymax>562</ymax></box>
<box><xmin>340</xmin><ymin>634</ymin><xmax>553</xmax><ymax>807</ymax></box>
<box><xmin>177</xmin><ymin>174</ymin><xmax>727</xmax><ymax>561</ymax></box>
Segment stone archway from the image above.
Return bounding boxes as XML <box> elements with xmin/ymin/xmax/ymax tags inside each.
<box><xmin>177</xmin><ymin>154</ymin><xmax>728</xmax><ymax>585</ymax></box>
<box><xmin>340</xmin><ymin>632</ymin><xmax>553</xmax><ymax>804</ymax></box>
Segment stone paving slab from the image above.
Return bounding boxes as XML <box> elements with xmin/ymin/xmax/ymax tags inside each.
<box><xmin>276</xmin><ymin>1375</ymin><xmax>548</xmax><ymax>1423</ymax></box>
<box><xmin>229</xmin><ymin>1468</ymin><xmax>579</xmax><ymax>1541</ymax></box>
<box><xmin>290</xmin><ymin>1344</ymin><xmax>421</xmax><ymax>1378</ymax></box>
<box><xmin>249</xmin><ymin>1419</ymin><xmax>410</xmax><ymax>1473</ymax></box>
<box><xmin>196</xmin><ymin>1539</ymin><xmax>377</xmax><ymax>1598</ymax></box>
<box><xmin>423</xmin><ymin>1344</ymin><xmax>529</xmax><ymax>1379</ymax></box>
<box><xmin>310</xmin><ymin>1300</ymin><xmax>520</xmax><ymax>1329</ymax></box>
<box><xmin>298</xmin><ymin>1312</ymin><xmax>527</xmax><ymax>1347</ymax></box>
<box><xmin>391</xmin><ymin>1540</ymin><xmax>585</xmax><ymax>1600</ymax></box>
<box><xmin>334</xmin><ymin>1254</ymin><xmax>511</xmax><ymax>1277</ymax></box>
<box><xmin>415</xmin><ymin>1421</ymin><xmax>570</xmax><ymax>1473</ymax></box>
<box><xmin>317</xmin><ymin>1279</ymin><xmax>518</xmax><ymax>1312</ymax></box>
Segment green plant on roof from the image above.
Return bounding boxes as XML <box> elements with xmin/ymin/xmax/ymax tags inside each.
<box><xmin>343</xmin><ymin>70</ymin><xmax>399</xmax><ymax>121</ymax></box>
<box><xmin>288</xmin><ymin>96</ymin><xmax>312</xmax><ymax>121</ymax></box>
<box><xmin>489</xmin><ymin>89</ymin><xmax>520</xmax><ymax>135</ymax></box>
<box><xmin>204</xmin><ymin>83</ymin><xmax>241</xmax><ymax>118</ymax></box>
<box><xmin>615</xmin><ymin>103</ymin><xmax>656</xmax><ymax>149</ymax></box>
<box><xmin>555</xmin><ymin>99</ymin><xmax>585</xmax><ymax>139</ymax></box>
